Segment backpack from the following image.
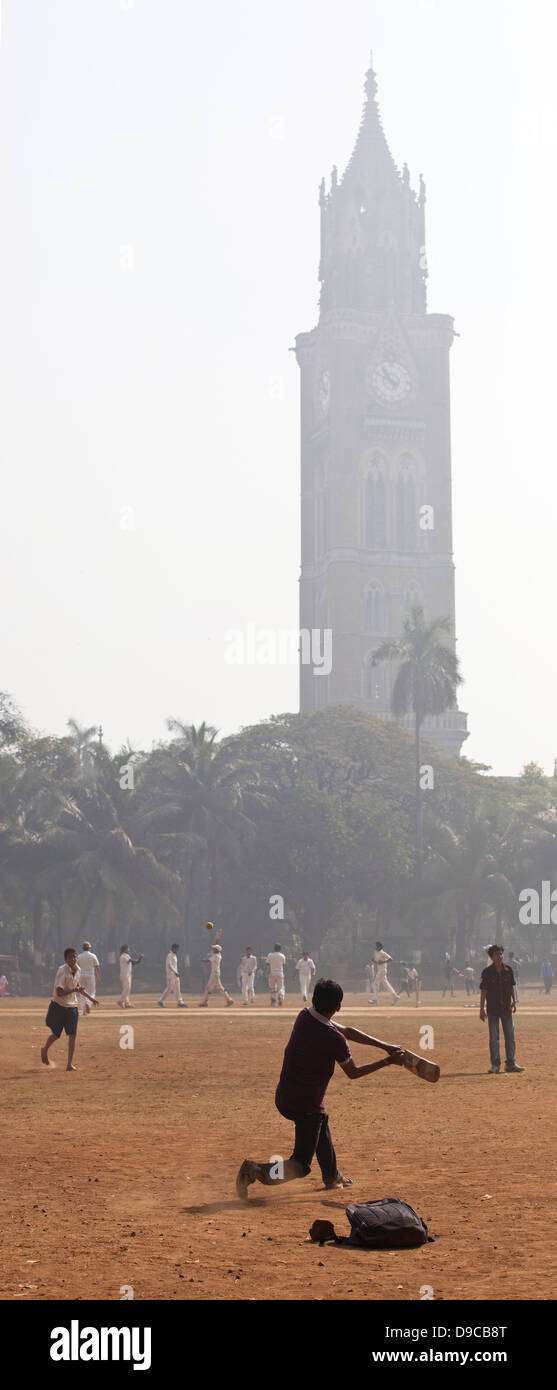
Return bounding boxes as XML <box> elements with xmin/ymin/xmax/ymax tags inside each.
<box><xmin>346</xmin><ymin>1198</ymin><xmax>429</xmax><ymax>1248</ymax></box>
<box><xmin>309</xmin><ymin>1198</ymin><xmax>432</xmax><ymax>1249</ymax></box>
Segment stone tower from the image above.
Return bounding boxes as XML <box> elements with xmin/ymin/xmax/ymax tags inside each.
<box><xmin>296</xmin><ymin>59</ymin><xmax>468</xmax><ymax>757</ymax></box>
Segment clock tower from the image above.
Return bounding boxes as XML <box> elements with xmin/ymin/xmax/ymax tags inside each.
<box><xmin>296</xmin><ymin>59</ymin><xmax>468</xmax><ymax>758</ymax></box>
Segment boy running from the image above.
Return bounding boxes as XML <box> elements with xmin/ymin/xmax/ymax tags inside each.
<box><xmin>236</xmin><ymin>978</ymin><xmax>404</xmax><ymax>1199</ymax></box>
<box><xmin>41</xmin><ymin>947</ymin><xmax>99</xmax><ymax>1071</ymax></box>
<box><xmin>198</xmin><ymin>944</ymin><xmax>234</xmax><ymax>1007</ymax></box>
<box><xmin>369</xmin><ymin>942</ymin><xmax>400</xmax><ymax>1004</ymax></box>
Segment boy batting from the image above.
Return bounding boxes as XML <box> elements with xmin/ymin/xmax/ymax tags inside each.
<box><xmin>236</xmin><ymin>977</ymin><xmax>404</xmax><ymax>1199</ymax></box>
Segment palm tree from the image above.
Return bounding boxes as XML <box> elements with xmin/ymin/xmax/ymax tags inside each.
<box><xmin>67</xmin><ymin>719</ymin><xmax>100</xmax><ymax>773</ymax></box>
<box><xmin>422</xmin><ymin>812</ymin><xmax>517</xmax><ymax>961</ymax></box>
<box><xmin>142</xmin><ymin>721</ymin><xmax>256</xmax><ymax>950</ymax></box>
<box><xmin>372</xmin><ymin>606</ymin><xmax>463</xmax><ymax>875</ymax></box>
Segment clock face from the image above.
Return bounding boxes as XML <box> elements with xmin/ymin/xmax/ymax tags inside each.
<box><xmin>318</xmin><ymin>368</ymin><xmax>330</xmax><ymax>415</ymax></box>
<box><xmin>370</xmin><ymin>360</ymin><xmax>411</xmax><ymax>404</ymax></box>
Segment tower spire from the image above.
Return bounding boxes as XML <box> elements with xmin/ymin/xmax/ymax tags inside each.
<box><xmin>317</xmin><ymin>56</ymin><xmax>427</xmax><ymax>317</ymax></box>
<box><xmin>344</xmin><ymin>55</ymin><xmax>399</xmax><ymax>183</ymax></box>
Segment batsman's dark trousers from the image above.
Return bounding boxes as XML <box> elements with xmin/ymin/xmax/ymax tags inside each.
<box><xmin>257</xmin><ymin>1109</ymin><xmax>339</xmax><ymax>1185</ymax></box>
<box><xmin>488</xmin><ymin>1012</ymin><xmax>516</xmax><ymax>1068</ymax></box>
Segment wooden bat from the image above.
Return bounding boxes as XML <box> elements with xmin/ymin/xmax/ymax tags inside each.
<box><xmin>402</xmin><ymin>1048</ymin><xmax>440</xmax><ymax>1083</ymax></box>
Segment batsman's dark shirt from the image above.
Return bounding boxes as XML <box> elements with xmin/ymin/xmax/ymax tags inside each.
<box><xmin>275</xmin><ymin>1007</ymin><xmax>351</xmax><ymax>1115</ymax></box>
<box><xmin>480</xmin><ymin>963</ymin><xmax>516</xmax><ymax>1016</ymax></box>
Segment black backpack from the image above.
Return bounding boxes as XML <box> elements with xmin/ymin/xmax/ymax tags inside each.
<box><xmin>346</xmin><ymin>1198</ymin><xmax>429</xmax><ymax>1248</ymax></box>
<box><xmin>309</xmin><ymin>1198</ymin><xmax>432</xmax><ymax>1249</ymax></box>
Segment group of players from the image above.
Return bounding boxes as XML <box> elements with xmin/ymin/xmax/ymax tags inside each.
<box><xmin>39</xmin><ymin>934</ymin><xmax>525</xmax><ymax>1084</ymax></box>
<box><xmin>197</xmin><ymin>942</ymin><xmax>316</xmax><ymax>1008</ymax></box>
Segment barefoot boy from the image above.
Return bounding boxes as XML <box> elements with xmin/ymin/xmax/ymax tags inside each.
<box><xmin>236</xmin><ymin>977</ymin><xmax>404</xmax><ymax>1199</ymax></box>
<box><xmin>41</xmin><ymin>947</ymin><xmax>99</xmax><ymax>1072</ymax></box>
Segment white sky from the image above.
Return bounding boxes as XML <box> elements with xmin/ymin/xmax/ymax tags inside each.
<box><xmin>0</xmin><ymin>0</ymin><xmax>556</xmax><ymax>775</ymax></box>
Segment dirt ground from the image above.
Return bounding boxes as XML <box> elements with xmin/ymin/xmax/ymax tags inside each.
<box><xmin>1</xmin><ymin>992</ymin><xmax>556</xmax><ymax>1301</ymax></box>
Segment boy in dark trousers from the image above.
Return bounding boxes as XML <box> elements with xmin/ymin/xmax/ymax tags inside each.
<box><xmin>236</xmin><ymin>978</ymin><xmax>404</xmax><ymax>1199</ymax></box>
<box><xmin>480</xmin><ymin>944</ymin><xmax>524</xmax><ymax>1074</ymax></box>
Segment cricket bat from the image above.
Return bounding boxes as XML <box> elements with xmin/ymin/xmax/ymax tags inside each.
<box><xmin>402</xmin><ymin>1049</ymin><xmax>440</xmax><ymax>1084</ymax></box>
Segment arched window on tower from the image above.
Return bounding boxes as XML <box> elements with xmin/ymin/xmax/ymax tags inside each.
<box><xmin>365</xmin><ymin>581</ymin><xmax>385</xmax><ymax>634</ymax></box>
<box><xmin>365</xmin><ymin>456</ymin><xmax>386</xmax><ymax>549</ymax></box>
<box><xmin>396</xmin><ymin>455</ymin><xmax>417</xmax><ymax>551</ymax></box>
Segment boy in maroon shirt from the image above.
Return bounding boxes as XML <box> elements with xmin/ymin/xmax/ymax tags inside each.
<box><xmin>236</xmin><ymin>978</ymin><xmax>404</xmax><ymax>1199</ymax></box>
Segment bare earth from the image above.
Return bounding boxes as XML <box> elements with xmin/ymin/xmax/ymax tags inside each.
<box><xmin>1</xmin><ymin>992</ymin><xmax>555</xmax><ymax>1301</ymax></box>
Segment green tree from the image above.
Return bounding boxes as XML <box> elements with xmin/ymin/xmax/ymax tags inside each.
<box><xmin>372</xmin><ymin>606</ymin><xmax>463</xmax><ymax>875</ymax></box>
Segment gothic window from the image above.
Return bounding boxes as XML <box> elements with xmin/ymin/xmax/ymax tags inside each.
<box><xmin>365</xmin><ymin>581</ymin><xmax>384</xmax><ymax>634</ymax></box>
<box><xmin>365</xmin><ymin>456</ymin><xmax>386</xmax><ymax>549</ymax></box>
<box><xmin>396</xmin><ymin>455</ymin><xmax>417</xmax><ymax>550</ymax></box>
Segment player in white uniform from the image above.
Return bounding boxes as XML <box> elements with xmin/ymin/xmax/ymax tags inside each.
<box><xmin>295</xmin><ymin>951</ymin><xmax>316</xmax><ymax>1002</ymax></box>
<box><xmin>198</xmin><ymin>944</ymin><xmax>234</xmax><ymax>1007</ymax></box>
<box><xmin>266</xmin><ymin>944</ymin><xmax>286</xmax><ymax>1006</ymax></box>
<box><xmin>369</xmin><ymin>942</ymin><xmax>400</xmax><ymax>1005</ymax></box>
<box><xmin>76</xmin><ymin>941</ymin><xmax>101</xmax><ymax>1015</ymax></box>
<box><xmin>158</xmin><ymin>943</ymin><xmax>187</xmax><ymax>1008</ymax></box>
<box><xmin>239</xmin><ymin>947</ymin><xmax>257</xmax><ymax>1005</ymax></box>
<box><xmin>118</xmin><ymin>944</ymin><xmax>144</xmax><ymax>1008</ymax></box>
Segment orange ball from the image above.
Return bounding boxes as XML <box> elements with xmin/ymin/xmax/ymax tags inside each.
<box><xmin>205</xmin><ymin>921</ymin><xmax>214</xmax><ymax>931</ymax></box>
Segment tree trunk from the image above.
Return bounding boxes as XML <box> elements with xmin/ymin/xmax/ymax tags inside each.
<box><xmin>454</xmin><ymin>901</ymin><xmax>468</xmax><ymax>964</ymax></box>
<box><xmin>55</xmin><ymin>897</ymin><xmax>63</xmax><ymax>958</ymax></box>
<box><xmin>104</xmin><ymin>896</ymin><xmax>117</xmax><ymax>978</ymax></box>
<box><xmin>415</xmin><ymin>714</ymin><xmax>423</xmax><ymax>879</ymax></box>
<box><xmin>32</xmin><ymin>896</ymin><xmax>43</xmax><ymax>966</ymax></box>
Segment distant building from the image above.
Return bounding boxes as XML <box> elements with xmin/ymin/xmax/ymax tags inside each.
<box><xmin>296</xmin><ymin>58</ymin><xmax>468</xmax><ymax>758</ymax></box>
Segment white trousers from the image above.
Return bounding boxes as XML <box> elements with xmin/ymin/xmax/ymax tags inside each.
<box><xmin>120</xmin><ymin>975</ymin><xmax>132</xmax><ymax>1005</ymax></box>
<box><xmin>298</xmin><ymin>974</ymin><xmax>312</xmax><ymax>998</ymax></box>
<box><xmin>79</xmin><ymin>975</ymin><xmax>95</xmax><ymax>1013</ymax></box>
<box><xmin>269</xmin><ymin>974</ymin><xmax>285</xmax><ymax>1002</ymax></box>
<box><xmin>159</xmin><ymin>974</ymin><xmax>183</xmax><ymax>1003</ymax></box>
<box><xmin>372</xmin><ymin>968</ymin><xmax>398</xmax><ymax>1001</ymax></box>
<box><xmin>202</xmin><ymin>972</ymin><xmax>231</xmax><ymax>1003</ymax></box>
<box><xmin>241</xmin><ymin>972</ymin><xmax>255</xmax><ymax>1002</ymax></box>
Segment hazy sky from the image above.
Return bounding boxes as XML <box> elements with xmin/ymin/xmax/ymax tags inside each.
<box><xmin>1</xmin><ymin>0</ymin><xmax>556</xmax><ymax>774</ymax></box>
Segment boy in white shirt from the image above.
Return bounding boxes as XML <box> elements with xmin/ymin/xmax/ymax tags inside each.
<box><xmin>198</xmin><ymin>945</ymin><xmax>234</xmax><ymax>1007</ymax></box>
<box><xmin>158</xmin><ymin>943</ymin><xmax>187</xmax><ymax>1008</ymax></box>
<box><xmin>239</xmin><ymin>947</ymin><xmax>257</xmax><ymax>1005</ymax></box>
<box><xmin>118</xmin><ymin>943</ymin><xmax>144</xmax><ymax>1009</ymax></box>
<box><xmin>266</xmin><ymin>944</ymin><xmax>286</xmax><ymax>1007</ymax></box>
<box><xmin>41</xmin><ymin>947</ymin><xmax>99</xmax><ymax>1071</ymax></box>
<box><xmin>295</xmin><ymin>951</ymin><xmax>316</xmax><ymax>1002</ymax></box>
<box><xmin>76</xmin><ymin>941</ymin><xmax>101</xmax><ymax>1015</ymax></box>
<box><xmin>369</xmin><ymin>942</ymin><xmax>400</xmax><ymax>1005</ymax></box>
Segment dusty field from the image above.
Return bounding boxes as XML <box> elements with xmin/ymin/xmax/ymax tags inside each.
<box><xmin>1</xmin><ymin>992</ymin><xmax>555</xmax><ymax>1301</ymax></box>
